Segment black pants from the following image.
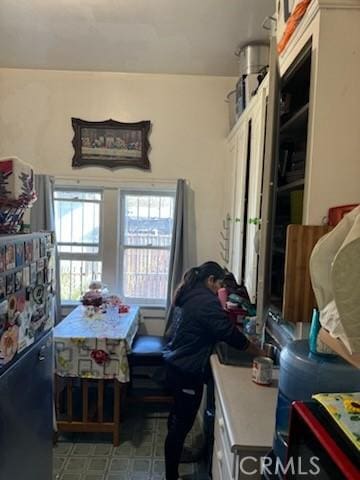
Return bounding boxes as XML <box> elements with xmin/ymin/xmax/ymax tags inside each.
<box><xmin>164</xmin><ymin>366</ymin><xmax>204</xmax><ymax>480</ymax></box>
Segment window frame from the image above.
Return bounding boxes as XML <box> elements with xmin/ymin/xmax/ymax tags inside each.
<box><xmin>118</xmin><ymin>189</ymin><xmax>175</xmax><ymax>306</ymax></box>
<box><xmin>54</xmin><ymin>186</ymin><xmax>104</xmax><ymax>303</ymax></box>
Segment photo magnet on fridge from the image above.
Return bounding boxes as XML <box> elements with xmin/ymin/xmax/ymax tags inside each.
<box><xmin>30</xmin><ymin>263</ymin><xmax>37</xmax><ymax>285</ymax></box>
<box><xmin>15</xmin><ymin>243</ymin><xmax>24</xmax><ymax>267</ymax></box>
<box><xmin>37</xmin><ymin>258</ymin><xmax>45</xmax><ymax>272</ymax></box>
<box><xmin>15</xmin><ymin>271</ymin><xmax>23</xmax><ymax>292</ymax></box>
<box><xmin>45</xmin><ymin>233</ymin><xmax>52</xmax><ymax>248</ymax></box>
<box><xmin>0</xmin><ymin>276</ymin><xmax>5</xmax><ymax>300</ymax></box>
<box><xmin>36</xmin><ymin>270</ymin><xmax>45</xmax><ymax>285</ymax></box>
<box><xmin>6</xmin><ymin>273</ymin><xmax>15</xmax><ymax>295</ymax></box>
<box><xmin>25</xmin><ymin>287</ymin><xmax>31</xmax><ymax>302</ymax></box>
<box><xmin>25</xmin><ymin>241</ymin><xmax>33</xmax><ymax>263</ymax></box>
<box><xmin>15</xmin><ymin>290</ymin><xmax>26</xmax><ymax>313</ymax></box>
<box><xmin>22</xmin><ymin>266</ymin><xmax>30</xmax><ymax>287</ymax></box>
<box><xmin>7</xmin><ymin>294</ymin><xmax>17</xmax><ymax>320</ymax></box>
<box><xmin>0</xmin><ymin>313</ymin><xmax>6</xmax><ymax>337</ymax></box>
<box><xmin>40</xmin><ymin>238</ymin><xmax>46</xmax><ymax>258</ymax></box>
<box><xmin>33</xmin><ymin>238</ymin><xmax>40</xmax><ymax>261</ymax></box>
<box><xmin>5</xmin><ymin>245</ymin><xmax>15</xmax><ymax>270</ymax></box>
<box><xmin>44</xmin><ymin>267</ymin><xmax>50</xmax><ymax>284</ymax></box>
<box><xmin>0</xmin><ymin>246</ymin><xmax>5</xmax><ymax>272</ymax></box>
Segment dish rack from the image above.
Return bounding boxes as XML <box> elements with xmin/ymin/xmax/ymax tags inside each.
<box><xmin>0</xmin><ymin>194</ymin><xmax>37</xmax><ymax>234</ymax></box>
<box><xmin>219</xmin><ymin>214</ymin><xmax>231</xmax><ymax>263</ymax></box>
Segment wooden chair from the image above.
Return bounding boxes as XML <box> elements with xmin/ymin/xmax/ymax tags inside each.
<box><xmin>54</xmin><ymin>376</ymin><xmax>122</xmax><ymax>446</ymax></box>
<box><xmin>127</xmin><ymin>335</ymin><xmax>173</xmax><ymax>404</ymax></box>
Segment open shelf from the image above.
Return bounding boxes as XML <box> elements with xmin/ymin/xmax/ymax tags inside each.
<box><xmin>277</xmin><ymin>179</ymin><xmax>305</xmax><ymax>194</ymax></box>
<box><xmin>280</xmin><ymin>103</ymin><xmax>309</xmax><ymax>135</ymax></box>
<box><xmin>268</xmin><ymin>47</ymin><xmax>312</xmax><ymax>322</ymax></box>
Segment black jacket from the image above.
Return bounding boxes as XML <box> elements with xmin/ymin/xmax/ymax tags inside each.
<box><xmin>163</xmin><ymin>285</ymin><xmax>249</xmax><ymax>381</ymax></box>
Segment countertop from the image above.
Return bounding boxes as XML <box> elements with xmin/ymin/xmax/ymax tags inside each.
<box><xmin>210</xmin><ymin>353</ymin><xmax>279</xmax><ymax>453</ymax></box>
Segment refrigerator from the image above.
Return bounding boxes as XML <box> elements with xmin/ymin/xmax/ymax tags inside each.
<box><xmin>0</xmin><ymin>232</ymin><xmax>56</xmax><ymax>480</ymax></box>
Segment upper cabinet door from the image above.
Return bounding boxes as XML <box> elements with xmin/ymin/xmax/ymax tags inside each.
<box><xmin>230</xmin><ymin>118</ymin><xmax>249</xmax><ymax>285</ymax></box>
<box><xmin>243</xmin><ymin>89</ymin><xmax>267</xmax><ymax>304</ymax></box>
<box><xmin>256</xmin><ymin>37</ymin><xmax>280</xmax><ymax>323</ymax></box>
<box><xmin>224</xmin><ymin>134</ymin><xmax>239</xmax><ymax>268</ymax></box>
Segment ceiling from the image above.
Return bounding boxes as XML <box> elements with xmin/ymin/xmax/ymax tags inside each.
<box><xmin>0</xmin><ymin>0</ymin><xmax>274</xmax><ymax>76</ymax></box>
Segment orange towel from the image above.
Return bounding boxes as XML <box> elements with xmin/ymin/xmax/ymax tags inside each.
<box><xmin>277</xmin><ymin>0</ymin><xmax>312</xmax><ymax>54</ymax></box>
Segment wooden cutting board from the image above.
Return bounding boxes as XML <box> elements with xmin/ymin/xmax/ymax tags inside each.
<box><xmin>282</xmin><ymin>224</ymin><xmax>332</xmax><ymax>323</ymax></box>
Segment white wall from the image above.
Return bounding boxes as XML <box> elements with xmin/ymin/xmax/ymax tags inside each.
<box><xmin>0</xmin><ymin>68</ymin><xmax>236</xmax><ymax>264</ymax></box>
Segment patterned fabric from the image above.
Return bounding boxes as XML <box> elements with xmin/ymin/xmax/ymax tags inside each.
<box><xmin>54</xmin><ymin>305</ymin><xmax>139</xmax><ymax>382</ymax></box>
<box><xmin>313</xmin><ymin>392</ymin><xmax>360</xmax><ymax>450</ymax></box>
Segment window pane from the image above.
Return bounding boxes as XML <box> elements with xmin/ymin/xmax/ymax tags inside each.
<box><xmin>58</xmin><ymin>245</ymin><xmax>98</xmax><ymax>254</ymax></box>
<box><xmin>54</xmin><ymin>190</ymin><xmax>102</xmax><ymax>201</ymax></box>
<box><xmin>124</xmin><ymin>194</ymin><xmax>174</xmax><ymax>247</ymax></box>
<box><xmin>60</xmin><ymin>260</ymin><xmax>102</xmax><ymax>301</ymax></box>
<box><xmin>123</xmin><ymin>248</ymin><xmax>170</xmax><ymax>300</ymax></box>
<box><xmin>54</xmin><ymin>196</ymin><xmax>100</xmax><ymax>248</ymax></box>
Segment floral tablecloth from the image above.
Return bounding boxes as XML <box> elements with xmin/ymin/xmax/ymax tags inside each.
<box><xmin>54</xmin><ymin>305</ymin><xmax>139</xmax><ymax>383</ymax></box>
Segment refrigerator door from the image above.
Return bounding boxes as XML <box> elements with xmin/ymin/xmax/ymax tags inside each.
<box><xmin>0</xmin><ymin>330</ymin><xmax>53</xmax><ymax>480</ymax></box>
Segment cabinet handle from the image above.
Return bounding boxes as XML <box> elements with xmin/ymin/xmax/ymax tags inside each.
<box><xmin>218</xmin><ymin>417</ymin><xmax>225</xmax><ymax>430</ymax></box>
<box><xmin>234</xmin><ymin>218</ymin><xmax>241</xmax><ymax>223</ymax></box>
<box><xmin>249</xmin><ymin>217</ymin><xmax>262</xmax><ymax>225</ymax></box>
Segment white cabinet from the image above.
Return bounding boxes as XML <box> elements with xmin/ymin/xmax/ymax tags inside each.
<box><xmin>213</xmin><ymin>390</ymin><xmax>266</xmax><ymax>480</ymax></box>
<box><xmin>213</xmin><ymin>385</ymin><xmax>237</xmax><ymax>480</ymax></box>
<box><xmin>243</xmin><ymin>89</ymin><xmax>267</xmax><ymax>303</ymax></box>
<box><xmin>211</xmin><ymin>444</ymin><xmax>222</xmax><ymax>480</ymax></box>
<box><xmin>278</xmin><ymin>0</ymin><xmax>360</xmax><ymax>225</ymax></box>
<box><xmin>211</xmin><ymin>355</ymin><xmax>278</xmax><ymax>480</ymax></box>
<box><xmin>226</xmin><ymin>85</ymin><xmax>268</xmax><ymax>289</ymax></box>
<box><xmin>213</xmin><ymin>379</ymin><xmax>270</xmax><ymax>480</ymax></box>
<box><xmin>228</xmin><ymin>117</ymin><xmax>249</xmax><ymax>284</ymax></box>
<box><xmin>227</xmin><ymin>1</ymin><xmax>360</xmax><ymax>322</ymax></box>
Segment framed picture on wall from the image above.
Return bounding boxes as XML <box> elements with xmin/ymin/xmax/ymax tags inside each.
<box><xmin>71</xmin><ymin>118</ymin><xmax>151</xmax><ymax>170</ymax></box>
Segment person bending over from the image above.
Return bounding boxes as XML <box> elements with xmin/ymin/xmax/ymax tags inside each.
<box><xmin>163</xmin><ymin>261</ymin><xmax>263</xmax><ymax>480</ymax></box>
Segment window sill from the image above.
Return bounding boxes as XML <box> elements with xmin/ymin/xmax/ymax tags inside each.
<box><xmin>60</xmin><ymin>302</ymin><xmax>166</xmax><ymax>310</ymax></box>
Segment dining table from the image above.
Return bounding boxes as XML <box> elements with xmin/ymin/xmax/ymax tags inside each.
<box><xmin>53</xmin><ymin>304</ymin><xmax>140</xmax><ymax>445</ymax></box>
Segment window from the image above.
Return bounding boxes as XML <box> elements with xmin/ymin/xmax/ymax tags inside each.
<box><xmin>119</xmin><ymin>192</ymin><xmax>175</xmax><ymax>304</ymax></box>
<box><xmin>54</xmin><ymin>189</ymin><xmax>102</xmax><ymax>302</ymax></box>
<box><xmin>54</xmin><ymin>185</ymin><xmax>175</xmax><ymax>305</ymax></box>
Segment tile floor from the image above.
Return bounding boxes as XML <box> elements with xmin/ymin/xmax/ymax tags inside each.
<box><xmin>53</xmin><ymin>405</ymin><xmax>208</xmax><ymax>480</ymax></box>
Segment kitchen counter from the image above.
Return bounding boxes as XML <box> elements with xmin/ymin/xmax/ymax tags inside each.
<box><xmin>210</xmin><ymin>353</ymin><xmax>279</xmax><ymax>452</ymax></box>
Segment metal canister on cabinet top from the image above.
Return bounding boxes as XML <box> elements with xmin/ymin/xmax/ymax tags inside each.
<box><xmin>252</xmin><ymin>356</ymin><xmax>273</xmax><ymax>385</ymax></box>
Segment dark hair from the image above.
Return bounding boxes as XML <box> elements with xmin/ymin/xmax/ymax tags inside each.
<box><xmin>223</xmin><ymin>271</ymin><xmax>240</xmax><ymax>291</ymax></box>
<box><xmin>173</xmin><ymin>261</ymin><xmax>225</xmax><ymax>306</ymax></box>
